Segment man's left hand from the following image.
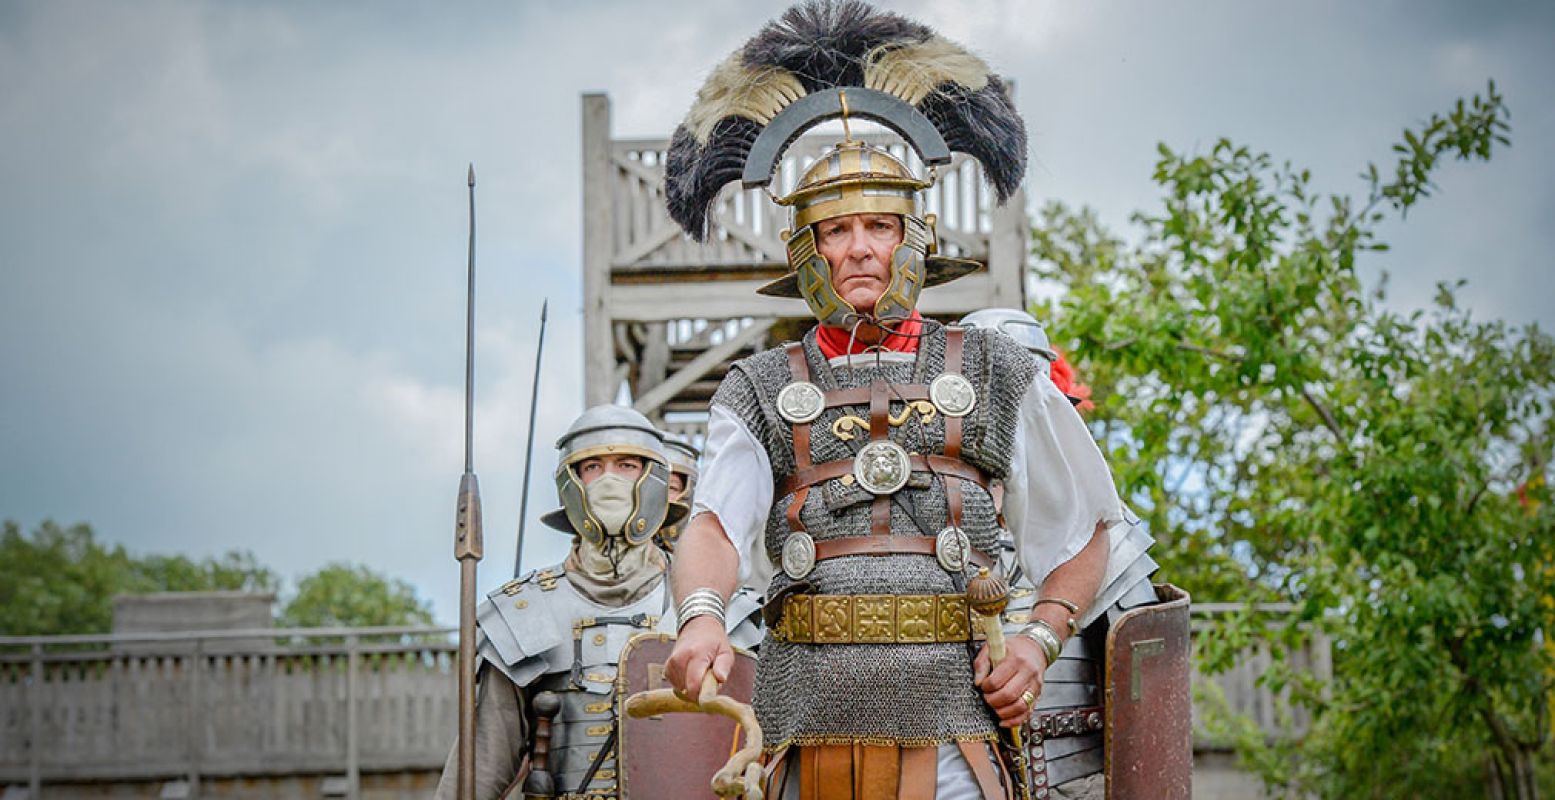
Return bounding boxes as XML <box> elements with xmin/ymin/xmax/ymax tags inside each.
<box><xmin>974</xmin><ymin>635</ymin><xmax>1047</xmax><ymax>727</ymax></box>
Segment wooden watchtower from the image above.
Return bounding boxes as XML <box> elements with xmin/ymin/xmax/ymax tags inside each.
<box><xmin>581</xmin><ymin>93</ymin><xmax>1030</xmax><ymax>439</ymax></box>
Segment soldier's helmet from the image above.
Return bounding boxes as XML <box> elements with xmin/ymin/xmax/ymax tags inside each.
<box><xmin>663</xmin><ymin>0</ymin><xmax>1027</xmax><ymax>328</ymax></box>
<box><xmin>959</xmin><ymin>308</ymin><xmax>1058</xmax><ymax>374</ymax></box>
<box><xmin>655</xmin><ymin>432</ymin><xmax>701</xmax><ymax>554</ymax></box>
<box><xmin>661</xmin><ymin>433</ymin><xmax>700</xmax><ymax>502</ymax></box>
<box><xmin>540</xmin><ymin>405</ymin><xmax>679</xmax><ymax>547</ymax></box>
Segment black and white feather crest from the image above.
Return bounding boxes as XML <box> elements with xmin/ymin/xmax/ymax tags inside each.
<box><xmin>664</xmin><ymin>0</ymin><xmax>1027</xmax><ymax>240</ymax></box>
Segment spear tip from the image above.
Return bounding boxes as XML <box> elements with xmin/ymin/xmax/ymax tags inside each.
<box><xmin>541</xmin><ymin>298</ymin><xmax>549</xmax><ymax>321</ymax></box>
<box><xmin>467</xmin><ymin>163</ymin><xmax>476</xmax><ymax>187</ymax></box>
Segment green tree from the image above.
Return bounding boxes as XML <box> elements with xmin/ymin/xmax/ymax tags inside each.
<box><xmin>0</xmin><ymin>519</ymin><xmax>278</xmax><ymax>636</ymax></box>
<box><xmin>278</xmin><ymin>562</ymin><xmax>434</xmax><ymax>630</ymax></box>
<box><xmin>1033</xmin><ymin>83</ymin><xmax>1552</xmax><ymax>798</ymax></box>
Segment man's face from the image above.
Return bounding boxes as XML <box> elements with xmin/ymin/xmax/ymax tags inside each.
<box><xmin>668</xmin><ymin>472</ymin><xmax>688</xmax><ymax>503</ymax></box>
<box><xmin>815</xmin><ymin>213</ymin><xmax>904</xmax><ymax>313</ymax></box>
<box><xmin>575</xmin><ymin>453</ymin><xmax>645</xmax><ymax>487</ymax></box>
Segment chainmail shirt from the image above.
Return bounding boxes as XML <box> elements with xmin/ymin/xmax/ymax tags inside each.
<box><xmin>712</xmin><ymin>325</ymin><xmax>1036</xmax><ymax>749</ymax></box>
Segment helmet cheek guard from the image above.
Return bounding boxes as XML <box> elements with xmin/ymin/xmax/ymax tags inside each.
<box><xmin>622</xmin><ymin>460</ymin><xmax>672</xmax><ymax>546</ymax></box>
<box><xmin>791</xmin><ymin>226</ymin><xmax>852</xmax><ymax>328</ymax></box>
<box><xmin>872</xmin><ymin>215</ymin><xmax>932</xmax><ymax>321</ymax></box>
<box><xmin>556</xmin><ymin>465</ymin><xmax>608</xmax><ymax>546</ymax></box>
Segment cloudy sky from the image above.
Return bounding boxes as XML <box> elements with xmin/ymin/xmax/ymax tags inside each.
<box><xmin>2</xmin><ymin>0</ymin><xmax>1550</xmax><ymax>625</ymax></box>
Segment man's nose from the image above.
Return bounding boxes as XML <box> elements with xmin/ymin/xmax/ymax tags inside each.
<box><xmin>847</xmin><ymin>226</ymin><xmax>873</xmax><ymax>259</ymax></box>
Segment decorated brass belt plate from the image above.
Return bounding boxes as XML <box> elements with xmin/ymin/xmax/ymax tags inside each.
<box><xmin>935</xmin><ymin>526</ymin><xmax>973</xmax><ymax>573</ymax></box>
<box><xmin>781</xmin><ymin>531</ymin><xmax>816</xmax><ymax>579</ymax></box>
<box><xmin>776</xmin><ymin>380</ymin><xmax>825</xmax><ymax>424</ymax></box>
<box><xmin>929</xmin><ymin>373</ymin><xmax>977</xmax><ymax>417</ymax></box>
<box><xmin>853</xmin><ymin>440</ymin><xmax>911</xmax><ymax>495</ymax></box>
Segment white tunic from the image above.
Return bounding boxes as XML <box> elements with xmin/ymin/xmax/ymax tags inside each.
<box><xmin>692</xmin><ymin>351</ymin><xmax>1127</xmax><ymax>600</ymax></box>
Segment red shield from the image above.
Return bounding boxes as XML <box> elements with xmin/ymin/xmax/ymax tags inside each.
<box><xmin>616</xmin><ymin>633</ymin><xmax>759</xmax><ymax>799</ymax></box>
<box><xmin>1104</xmin><ymin>584</ymin><xmax>1192</xmax><ymax>800</ymax></box>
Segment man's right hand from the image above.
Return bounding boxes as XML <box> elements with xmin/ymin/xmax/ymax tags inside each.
<box><xmin>665</xmin><ymin>615</ymin><xmax>735</xmax><ymax>699</ymax></box>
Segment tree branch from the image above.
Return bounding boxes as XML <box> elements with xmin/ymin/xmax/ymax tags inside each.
<box><xmin>1465</xmin><ymin>479</ymin><xmax>1492</xmax><ymax>516</ymax></box>
<box><xmin>1300</xmin><ymin>388</ymin><xmax>1347</xmax><ymax>444</ymax></box>
<box><xmin>1176</xmin><ymin>341</ymin><xmax>1244</xmax><ymax>362</ymax></box>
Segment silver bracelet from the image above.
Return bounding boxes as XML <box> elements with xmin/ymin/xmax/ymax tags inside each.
<box><xmin>1017</xmin><ymin>620</ymin><xmax>1063</xmax><ymax>664</ymax></box>
<box><xmin>676</xmin><ymin>588</ymin><xmax>726</xmax><ymax>631</ymax></box>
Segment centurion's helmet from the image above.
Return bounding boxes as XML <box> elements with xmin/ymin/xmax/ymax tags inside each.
<box><xmin>664</xmin><ymin>0</ymin><xmax>1027</xmax><ymax>327</ymax></box>
<box><xmin>959</xmin><ymin>308</ymin><xmax>1058</xmax><ymax>374</ymax></box>
<box><xmin>539</xmin><ymin>405</ymin><xmax>679</xmax><ymax>547</ymax></box>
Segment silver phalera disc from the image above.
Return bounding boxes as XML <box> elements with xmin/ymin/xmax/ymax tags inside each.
<box><xmin>781</xmin><ymin>531</ymin><xmax>816</xmax><ymax>579</ymax></box>
<box><xmin>930</xmin><ymin>373</ymin><xmax>977</xmax><ymax>418</ymax></box>
<box><xmin>776</xmin><ymin>381</ymin><xmax>825</xmax><ymax>424</ymax></box>
<box><xmin>935</xmin><ymin>526</ymin><xmax>972</xmax><ymax>572</ymax></box>
<box><xmin>853</xmin><ymin>440</ymin><xmax>912</xmax><ymax>495</ymax></box>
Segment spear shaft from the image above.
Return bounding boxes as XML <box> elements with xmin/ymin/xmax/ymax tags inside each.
<box><xmin>513</xmin><ymin>299</ymin><xmax>548</xmax><ymax>576</ymax></box>
<box><xmin>453</xmin><ymin>163</ymin><xmax>484</xmax><ymax>800</ymax></box>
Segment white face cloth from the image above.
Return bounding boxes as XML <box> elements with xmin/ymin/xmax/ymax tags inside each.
<box><xmin>585</xmin><ymin>473</ymin><xmax>636</xmax><ymax>538</ymax></box>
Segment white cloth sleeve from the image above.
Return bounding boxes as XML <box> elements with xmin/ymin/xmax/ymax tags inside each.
<box><xmin>691</xmin><ymin>404</ymin><xmax>776</xmax><ymax>589</ymax></box>
<box><xmin>1003</xmin><ymin>371</ymin><xmax>1125</xmax><ymax>590</ymax></box>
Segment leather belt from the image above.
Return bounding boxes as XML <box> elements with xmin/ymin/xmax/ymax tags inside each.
<box><xmin>771</xmin><ymin>592</ymin><xmax>985</xmax><ymax>645</ymax></box>
<box><xmin>1032</xmin><ymin>705</ymin><xmax>1105</xmax><ymax>740</ymax></box>
<box><xmin>812</xmin><ymin>535</ymin><xmax>994</xmax><ymax>570</ymax></box>
<box><xmin>777</xmin><ymin>454</ymin><xmax>991</xmax><ymax>497</ymax></box>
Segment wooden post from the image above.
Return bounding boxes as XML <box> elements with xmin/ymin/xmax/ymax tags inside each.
<box><xmin>346</xmin><ymin>633</ymin><xmax>360</xmax><ymax>800</ymax></box>
<box><xmin>987</xmin><ymin>183</ymin><xmax>1029</xmax><ymax>310</ymax></box>
<box><xmin>28</xmin><ymin>643</ymin><xmax>42</xmax><ymax>798</ymax></box>
<box><xmin>187</xmin><ymin>639</ymin><xmax>203</xmax><ymax>798</ymax></box>
<box><xmin>581</xmin><ymin>93</ymin><xmax>616</xmax><ymax>406</ymax></box>
<box><xmin>637</xmin><ymin>322</ymin><xmax>669</xmax><ymax>420</ymax></box>
<box><xmin>986</xmin><ymin>77</ymin><xmax>1027</xmax><ymax>312</ymax></box>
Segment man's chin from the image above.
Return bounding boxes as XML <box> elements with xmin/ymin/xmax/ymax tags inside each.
<box><xmin>839</xmin><ymin>289</ymin><xmax>884</xmax><ymax>314</ymax></box>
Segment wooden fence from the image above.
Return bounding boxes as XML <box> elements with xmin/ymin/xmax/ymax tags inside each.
<box><xmin>0</xmin><ymin>626</ymin><xmax>456</xmax><ymax>798</ymax></box>
<box><xmin>1</xmin><ymin>611</ymin><xmax>1326</xmax><ymax>796</ymax></box>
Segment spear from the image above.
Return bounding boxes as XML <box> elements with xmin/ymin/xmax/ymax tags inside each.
<box><xmin>513</xmin><ymin>298</ymin><xmax>548</xmax><ymax>576</ymax></box>
<box><xmin>453</xmin><ymin>163</ymin><xmax>484</xmax><ymax>800</ymax></box>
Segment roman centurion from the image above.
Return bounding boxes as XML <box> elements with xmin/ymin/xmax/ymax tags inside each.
<box><xmin>654</xmin><ymin>3</ymin><xmax>1191</xmax><ymax>798</ymax></box>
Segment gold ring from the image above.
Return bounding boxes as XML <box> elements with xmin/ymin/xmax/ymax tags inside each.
<box><xmin>1020</xmin><ymin>689</ymin><xmax>1037</xmax><ymax>707</ymax></box>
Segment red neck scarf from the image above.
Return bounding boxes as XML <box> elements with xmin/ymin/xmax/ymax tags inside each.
<box><xmin>815</xmin><ymin>309</ymin><xmax>924</xmax><ymax>359</ymax></box>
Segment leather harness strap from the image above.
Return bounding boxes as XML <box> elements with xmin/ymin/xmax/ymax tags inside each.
<box><xmin>822</xmin><ymin>384</ymin><xmax>930</xmax><ymax>409</ymax></box>
<box><xmin>776</xmin><ymin>454</ymin><xmax>991</xmax><ymax>498</ymax></box>
<box><xmin>779</xmin><ymin>331</ymin><xmax>998</xmax><ymax>575</ymax></box>
<box><xmin>812</xmin><ymin>534</ymin><xmax>994</xmax><ymax>570</ymax></box>
<box><xmin>941</xmin><ymin>329</ymin><xmax>966</xmax><ymax>532</ymax></box>
<box><xmin>786</xmin><ymin>343</ymin><xmax>813</xmax><ymax>535</ymax></box>
<box><xmin>869</xmin><ymin>381</ymin><xmax>892</xmax><ymax>536</ymax></box>
<box><xmin>956</xmin><ymin>740</ymin><xmax>1009</xmax><ymax>800</ymax></box>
